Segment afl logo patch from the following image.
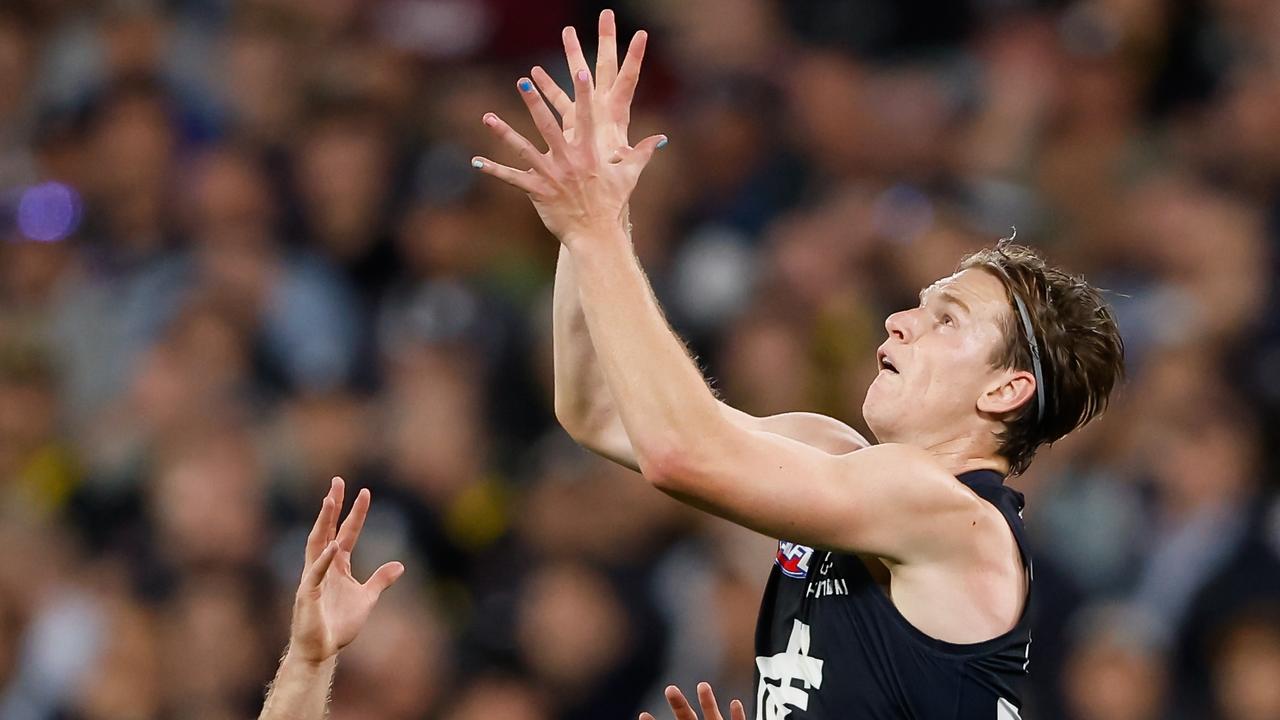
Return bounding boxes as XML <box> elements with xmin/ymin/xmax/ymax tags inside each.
<box><xmin>775</xmin><ymin>540</ymin><xmax>815</xmax><ymax>579</ymax></box>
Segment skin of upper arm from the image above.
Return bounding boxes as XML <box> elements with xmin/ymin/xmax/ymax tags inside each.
<box><xmin>738</xmin><ymin>409</ymin><xmax>872</xmax><ymax>455</ymax></box>
<box><xmin>571</xmin><ymin>404</ymin><xmax>869</xmax><ymax>472</ymax></box>
<box><xmin>649</xmin><ymin>428</ymin><xmax>985</xmax><ymax>564</ymax></box>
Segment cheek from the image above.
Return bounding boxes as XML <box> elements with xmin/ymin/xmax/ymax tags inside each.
<box><xmin>922</xmin><ymin>336</ymin><xmax>993</xmax><ymax>399</ymax></box>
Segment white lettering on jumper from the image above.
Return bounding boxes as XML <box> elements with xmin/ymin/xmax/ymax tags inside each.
<box><xmin>805</xmin><ymin>577</ymin><xmax>849</xmax><ymax>598</ymax></box>
<box><xmin>806</xmin><ymin>552</ymin><xmax>848</xmax><ymax>597</ymax></box>
<box><xmin>756</xmin><ymin>620</ymin><xmax>825</xmax><ymax>720</ymax></box>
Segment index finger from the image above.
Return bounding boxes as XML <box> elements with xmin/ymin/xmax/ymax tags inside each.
<box><xmin>596</xmin><ymin>9</ymin><xmax>619</xmax><ymax>91</ymax></box>
<box><xmin>664</xmin><ymin>686</ymin><xmax>699</xmax><ymax>720</ymax></box>
<box><xmin>304</xmin><ymin>478</ymin><xmax>342</xmax><ymax>565</ymax></box>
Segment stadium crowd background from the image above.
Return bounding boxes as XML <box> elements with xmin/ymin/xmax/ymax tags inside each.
<box><xmin>1</xmin><ymin>0</ymin><xmax>1279</xmax><ymax>718</ymax></box>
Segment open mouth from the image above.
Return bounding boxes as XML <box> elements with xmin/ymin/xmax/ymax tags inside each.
<box><xmin>878</xmin><ymin>352</ymin><xmax>899</xmax><ymax>374</ymax></box>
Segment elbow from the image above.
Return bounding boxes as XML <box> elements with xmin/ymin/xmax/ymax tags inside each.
<box><xmin>553</xmin><ymin>395</ymin><xmax>583</xmax><ymax>438</ymax></box>
<box><xmin>635</xmin><ymin>440</ymin><xmax>698</xmax><ymax>494</ymax></box>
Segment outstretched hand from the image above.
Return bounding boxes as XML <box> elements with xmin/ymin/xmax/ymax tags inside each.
<box><xmin>641</xmin><ymin>683</ymin><xmax>748</xmax><ymax>720</ymax></box>
<box><xmin>288</xmin><ymin>477</ymin><xmax>404</xmax><ymax>665</ymax></box>
<box><xmin>472</xmin><ymin>9</ymin><xmax>666</xmax><ymax>243</ymax></box>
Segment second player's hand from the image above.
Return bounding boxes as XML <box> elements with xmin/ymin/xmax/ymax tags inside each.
<box><xmin>641</xmin><ymin>683</ymin><xmax>748</xmax><ymax>720</ymax></box>
<box><xmin>288</xmin><ymin>477</ymin><xmax>404</xmax><ymax>666</ymax></box>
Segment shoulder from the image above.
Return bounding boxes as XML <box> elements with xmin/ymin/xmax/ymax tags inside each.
<box><xmin>843</xmin><ymin>445</ymin><xmax>997</xmax><ymax>537</ymax></box>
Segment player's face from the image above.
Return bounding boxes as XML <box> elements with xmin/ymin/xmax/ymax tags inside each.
<box><xmin>862</xmin><ymin>269</ymin><xmax>1019</xmax><ymax>444</ymax></box>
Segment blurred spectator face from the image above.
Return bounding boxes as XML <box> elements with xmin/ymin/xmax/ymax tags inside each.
<box><xmin>785</xmin><ymin>52</ymin><xmax>869</xmax><ymax>175</ymax></box>
<box><xmin>225</xmin><ymin>24</ymin><xmax>301</xmax><ymax>144</ymax></box>
<box><xmin>333</xmin><ymin>597</ymin><xmax>448</xmax><ymax>719</ymax></box>
<box><xmin>161</xmin><ymin>575</ymin><xmax>266</xmax><ymax>716</ymax></box>
<box><xmin>186</xmin><ymin>147</ymin><xmax>278</xmax><ymax>309</ymax></box>
<box><xmin>1146</xmin><ymin>399</ymin><xmax>1256</xmax><ymax>516</ymax></box>
<box><xmin>296</xmin><ymin>111</ymin><xmax>391</xmax><ymax>260</ymax></box>
<box><xmin>150</xmin><ymin>429</ymin><xmax>265</xmax><ymax>569</ymax></box>
<box><xmin>397</xmin><ymin>202</ymin><xmax>486</xmax><ymax>278</ymax></box>
<box><xmin>1212</xmin><ymin>607</ymin><xmax>1280</xmax><ymax>720</ymax></box>
<box><xmin>71</xmin><ymin>591</ymin><xmax>161</xmax><ymax>720</ymax></box>
<box><xmin>0</xmin><ymin>359</ymin><xmax>58</xmax><ymax>480</ymax></box>
<box><xmin>101</xmin><ymin>5</ymin><xmax>166</xmax><ymax>79</ymax></box>
<box><xmin>1063</xmin><ymin>609</ymin><xmax>1167</xmax><ymax>720</ymax></box>
<box><xmin>188</xmin><ymin>147</ymin><xmax>274</xmax><ymax>244</ymax></box>
<box><xmin>443</xmin><ymin>676</ymin><xmax>550</xmax><ymax>720</ymax></box>
<box><xmin>0</xmin><ymin>13</ymin><xmax>32</xmax><ymax>123</ymax></box>
<box><xmin>521</xmin><ymin>454</ymin><xmax>685</xmax><ymax>566</ymax></box>
<box><xmin>721</xmin><ymin>312</ymin><xmax>811</xmax><ymax>416</ymax></box>
<box><xmin>386</xmin><ymin>350</ymin><xmax>486</xmax><ymax>503</ymax></box>
<box><xmin>279</xmin><ymin>392</ymin><xmax>369</xmax><ymax>484</ymax></box>
<box><xmin>91</xmin><ymin>87</ymin><xmax>173</xmax><ymax>203</ymax></box>
<box><xmin>87</xmin><ymin>82</ymin><xmax>176</xmax><ymax>246</ymax></box>
<box><xmin>516</xmin><ymin>561</ymin><xmax>631</xmax><ymax>697</ymax></box>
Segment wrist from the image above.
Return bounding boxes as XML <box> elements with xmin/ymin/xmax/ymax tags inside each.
<box><xmin>283</xmin><ymin>644</ymin><xmax>337</xmax><ymax>672</ymax></box>
<box><xmin>561</xmin><ymin>222</ymin><xmax>631</xmax><ymax>255</ymax></box>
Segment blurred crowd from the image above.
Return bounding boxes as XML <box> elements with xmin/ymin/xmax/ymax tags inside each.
<box><xmin>1</xmin><ymin>0</ymin><xmax>1279</xmax><ymax>718</ymax></box>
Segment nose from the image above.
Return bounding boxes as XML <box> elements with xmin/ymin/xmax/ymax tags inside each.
<box><xmin>885</xmin><ymin>309</ymin><xmax>913</xmax><ymax>343</ymax></box>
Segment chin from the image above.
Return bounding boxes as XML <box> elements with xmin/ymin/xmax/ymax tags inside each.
<box><xmin>861</xmin><ymin>389</ymin><xmax>893</xmax><ymax>443</ymax></box>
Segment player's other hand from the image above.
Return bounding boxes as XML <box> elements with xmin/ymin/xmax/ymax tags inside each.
<box><xmin>472</xmin><ymin>8</ymin><xmax>666</xmax><ymax>243</ymax></box>
<box><xmin>640</xmin><ymin>683</ymin><xmax>747</xmax><ymax>720</ymax></box>
<box><xmin>288</xmin><ymin>477</ymin><xmax>405</xmax><ymax>665</ymax></box>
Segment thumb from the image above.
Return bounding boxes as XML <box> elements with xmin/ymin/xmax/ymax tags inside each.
<box><xmin>626</xmin><ymin>133</ymin><xmax>668</xmax><ymax>170</ymax></box>
<box><xmin>364</xmin><ymin>561</ymin><xmax>405</xmax><ymax>598</ymax></box>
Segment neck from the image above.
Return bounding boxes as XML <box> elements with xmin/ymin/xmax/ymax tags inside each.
<box><xmin>918</xmin><ymin>433</ymin><xmax>1009</xmax><ymax>478</ymax></box>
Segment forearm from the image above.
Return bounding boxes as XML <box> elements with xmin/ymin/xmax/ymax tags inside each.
<box><xmin>566</xmin><ymin>226</ymin><xmax>724</xmax><ymax>474</ymax></box>
<box><xmin>259</xmin><ymin>650</ymin><xmax>337</xmax><ymax>720</ymax></box>
<box><xmin>552</xmin><ymin>245</ymin><xmax>632</xmax><ymax>452</ymax></box>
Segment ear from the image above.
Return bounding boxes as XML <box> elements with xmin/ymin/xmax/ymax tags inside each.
<box><xmin>977</xmin><ymin>369</ymin><xmax>1037</xmax><ymax>416</ymax></box>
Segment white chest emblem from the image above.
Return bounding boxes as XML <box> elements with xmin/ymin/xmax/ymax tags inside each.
<box><xmin>756</xmin><ymin>619</ymin><xmax>825</xmax><ymax>720</ymax></box>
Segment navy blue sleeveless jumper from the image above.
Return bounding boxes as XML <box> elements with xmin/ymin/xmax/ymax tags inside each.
<box><xmin>753</xmin><ymin>469</ymin><xmax>1033</xmax><ymax>719</ymax></box>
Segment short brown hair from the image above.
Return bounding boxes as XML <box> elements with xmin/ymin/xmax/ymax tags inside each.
<box><xmin>959</xmin><ymin>242</ymin><xmax>1125</xmax><ymax>475</ymax></box>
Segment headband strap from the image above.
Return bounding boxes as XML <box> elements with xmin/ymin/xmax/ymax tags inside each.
<box><xmin>1009</xmin><ymin>290</ymin><xmax>1046</xmax><ymax>422</ymax></box>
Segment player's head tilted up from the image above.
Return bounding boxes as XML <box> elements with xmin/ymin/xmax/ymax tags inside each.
<box><xmin>864</xmin><ymin>238</ymin><xmax>1125</xmax><ymax>475</ymax></box>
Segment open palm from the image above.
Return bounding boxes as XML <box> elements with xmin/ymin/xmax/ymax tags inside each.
<box><xmin>289</xmin><ymin>478</ymin><xmax>404</xmax><ymax>664</ymax></box>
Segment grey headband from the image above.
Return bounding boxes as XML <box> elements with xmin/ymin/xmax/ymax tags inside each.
<box><xmin>1009</xmin><ymin>290</ymin><xmax>1046</xmax><ymax>422</ymax></box>
<box><xmin>994</xmin><ymin>229</ymin><xmax>1046</xmax><ymax>423</ymax></box>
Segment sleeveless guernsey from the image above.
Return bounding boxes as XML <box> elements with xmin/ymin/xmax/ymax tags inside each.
<box><xmin>753</xmin><ymin>469</ymin><xmax>1032</xmax><ymax>719</ymax></box>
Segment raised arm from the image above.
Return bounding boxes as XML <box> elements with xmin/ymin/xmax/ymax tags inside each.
<box><xmin>555</xmin><ymin>244</ymin><xmax>866</xmax><ymax>469</ymax></box>
<box><xmin>259</xmin><ymin>478</ymin><xmax>403</xmax><ymax>720</ymax></box>
<box><xmin>548</xmin><ymin>14</ymin><xmax>866</xmax><ymax>471</ymax></box>
<box><xmin>473</xmin><ymin>17</ymin><xmax>984</xmax><ymax>562</ymax></box>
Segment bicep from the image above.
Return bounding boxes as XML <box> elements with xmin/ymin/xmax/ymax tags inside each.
<box><xmin>721</xmin><ymin>406</ymin><xmax>871</xmax><ymax>455</ymax></box>
<box><xmin>656</xmin><ymin>434</ymin><xmax>977</xmax><ymax>563</ymax></box>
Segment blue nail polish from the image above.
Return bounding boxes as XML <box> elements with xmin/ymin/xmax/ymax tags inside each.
<box><xmin>471</xmin><ymin>159</ymin><xmax>484</xmax><ymax>169</ymax></box>
<box><xmin>656</xmin><ymin>137</ymin><xmax>669</xmax><ymax>150</ymax></box>
<box><xmin>519</xmin><ymin>80</ymin><xmax>533</xmax><ymax>92</ymax></box>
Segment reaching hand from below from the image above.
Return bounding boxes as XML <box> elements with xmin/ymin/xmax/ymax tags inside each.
<box><xmin>641</xmin><ymin>683</ymin><xmax>748</xmax><ymax>720</ymax></box>
<box><xmin>289</xmin><ymin>477</ymin><xmax>404</xmax><ymax>665</ymax></box>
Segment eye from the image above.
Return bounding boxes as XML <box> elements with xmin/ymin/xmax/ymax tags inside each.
<box><xmin>938</xmin><ymin>313</ymin><xmax>955</xmax><ymax>327</ymax></box>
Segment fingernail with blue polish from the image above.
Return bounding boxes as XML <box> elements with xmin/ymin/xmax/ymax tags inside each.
<box><xmin>471</xmin><ymin>159</ymin><xmax>484</xmax><ymax>169</ymax></box>
<box><xmin>519</xmin><ymin>79</ymin><xmax>533</xmax><ymax>92</ymax></box>
<box><xmin>656</xmin><ymin>137</ymin><xmax>669</xmax><ymax>150</ymax></box>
